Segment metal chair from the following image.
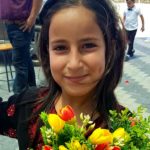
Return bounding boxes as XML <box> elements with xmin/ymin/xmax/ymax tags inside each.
<box><xmin>0</xmin><ymin>21</ymin><xmax>14</xmax><ymax>92</ymax></box>
<box><xmin>0</xmin><ymin>43</ymin><xmax>14</xmax><ymax>92</ymax></box>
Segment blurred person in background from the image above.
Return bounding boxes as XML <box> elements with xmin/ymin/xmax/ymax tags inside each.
<box><xmin>0</xmin><ymin>0</ymin><xmax>43</xmax><ymax>94</ymax></box>
<box><xmin>123</xmin><ymin>0</ymin><xmax>144</xmax><ymax>59</ymax></box>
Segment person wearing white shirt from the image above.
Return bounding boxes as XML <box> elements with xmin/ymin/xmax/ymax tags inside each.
<box><xmin>123</xmin><ymin>0</ymin><xmax>144</xmax><ymax>58</ymax></box>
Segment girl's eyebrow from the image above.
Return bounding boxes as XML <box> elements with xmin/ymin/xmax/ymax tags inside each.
<box><xmin>50</xmin><ymin>39</ymin><xmax>67</xmax><ymax>44</ymax></box>
<box><xmin>51</xmin><ymin>37</ymin><xmax>99</xmax><ymax>44</ymax></box>
<box><xmin>79</xmin><ymin>37</ymin><xmax>100</xmax><ymax>42</ymax></box>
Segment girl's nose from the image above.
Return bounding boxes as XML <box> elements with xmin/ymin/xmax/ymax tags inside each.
<box><xmin>67</xmin><ymin>48</ymin><xmax>83</xmax><ymax>71</ymax></box>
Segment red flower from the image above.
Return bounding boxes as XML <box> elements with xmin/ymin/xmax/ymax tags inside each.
<box><xmin>95</xmin><ymin>143</ymin><xmax>109</xmax><ymax>150</ymax></box>
<box><xmin>6</xmin><ymin>128</ymin><xmax>17</xmax><ymax>138</ymax></box>
<box><xmin>131</xmin><ymin>121</ymin><xmax>136</xmax><ymax>127</ymax></box>
<box><xmin>111</xmin><ymin>146</ymin><xmax>121</xmax><ymax>150</ymax></box>
<box><xmin>129</xmin><ymin>117</ymin><xmax>137</xmax><ymax>127</ymax></box>
<box><xmin>95</xmin><ymin>144</ymin><xmax>121</xmax><ymax>150</ymax></box>
<box><xmin>58</xmin><ymin>105</ymin><xmax>75</xmax><ymax>121</ymax></box>
<box><xmin>7</xmin><ymin>104</ymin><xmax>15</xmax><ymax>117</ymax></box>
<box><xmin>43</xmin><ymin>145</ymin><xmax>53</xmax><ymax>150</ymax></box>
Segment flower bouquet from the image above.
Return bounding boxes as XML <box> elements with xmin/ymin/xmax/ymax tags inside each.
<box><xmin>40</xmin><ymin>105</ymin><xmax>150</xmax><ymax>150</ymax></box>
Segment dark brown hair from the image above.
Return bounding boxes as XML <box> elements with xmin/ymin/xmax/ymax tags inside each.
<box><xmin>126</xmin><ymin>0</ymin><xmax>135</xmax><ymax>2</ymax></box>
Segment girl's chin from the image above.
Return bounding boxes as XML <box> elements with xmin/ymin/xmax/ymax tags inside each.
<box><xmin>62</xmin><ymin>88</ymin><xmax>92</xmax><ymax>98</ymax></box>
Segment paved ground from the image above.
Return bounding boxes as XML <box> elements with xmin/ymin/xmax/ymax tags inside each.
<box><xmin>116</xmin><ymin>37</ymin><xmax>150</xmax><ymax>117</ymax></box>
<box><xmin>0</xmin><ymin>2</ymin><xmax>150</xmax><ymax>150</ymax></box>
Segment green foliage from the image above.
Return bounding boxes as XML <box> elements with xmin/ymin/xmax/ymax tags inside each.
<box><xmin>40</xmin><ymin>126</ymin><xmax>48</xmax><ymax>145</ymax></box>
<box><xmin>39</xmin><ymin>112</ymin><xmax>94</xmax><ymax>149</ymax></box>
<box><xmin>109</xmin><ymin>106</ymin><xmax>150</xmax><ymax>149</ymax></box>
<box><xmin>109</xmin><ymin>108</ymin><xmax>131</xmax><ymax>131</ymax></box>
<box><xmin>57</xmin><ymin>124</ymin><xmax>83</xmax><ymax>145</ymax></box>
<box><xmin>40</xmin><ymin>112</ymin><xmax>50</xmax><ymax>127</ymax></box>
<box><xmin>38</xmin><ymin>105</ymin><xmax>150</xmax><ymax>150</ymax></box>
<box><xmin>50</xmin><ymin>123</ymin><xmax>93</xmax><ymax>149</ymax></box>
<box><xmin>40</xmin><ymin>122</ymin><xmax>93</xmax><ymax>149</ymax></box>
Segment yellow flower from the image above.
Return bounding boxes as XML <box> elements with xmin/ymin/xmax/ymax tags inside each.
<box><xmin>59</xmin><ymin>145</ymin><xmax>68</xmax><ymax>150</ymax></box>
<box><xmin>88</xmin><ymin>128</ymin><xmax>113</xmax><ymax>145</ymax></box>
<box><xmin>81</xmin><ymin>144</ymin><xmax>88</xmax><ymax>150</ymax></box>
<box><xmin>70</xmin><ymin>140</ymin><xmax>88</xmax><ymax>150</ymax></box>
<box><xmin>48</xmin><ymin>114</ymin><xmax>65</xmax><ymax>133</ymax></box>
<box><xmin>71</xmin><ymin>140</ymin><xmax>81</xmax><ymax>149</ymax></box>
<box><xmin>113</xmin><ymin>128</ymin><xmax>130</xmax><ymax>142</ymax></box>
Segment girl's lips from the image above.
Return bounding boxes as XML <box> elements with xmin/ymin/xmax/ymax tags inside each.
<box><xmin>64</xmin><ymin>75</ymin><xmax>88</xmax><ymax>82</ymax></box>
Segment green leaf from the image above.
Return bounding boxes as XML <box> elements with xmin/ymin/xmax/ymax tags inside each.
<box><xmin>109</xmin><ymin>106</ymin><xmax>150</xmax><ymax>149</ymax></box>
<box><xmin>40</xmin><ymin>112</ymin><xmax>50</xmax><ymax>127</ymax></box>
<box><xmin>57</xmin><ymin>123</ymin><xmax>84</xmax><ymax>146</ymax></box>
<box><xmin>40</xmin><ymin>126</ymin><xmax>48</xmax><ymax>145</ymax></box>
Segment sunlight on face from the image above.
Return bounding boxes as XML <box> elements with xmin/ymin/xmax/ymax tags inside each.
<box><xmin>49</xmin><ymin>6</ymin><xmax>106</xmax><ymax>98</ymax></box>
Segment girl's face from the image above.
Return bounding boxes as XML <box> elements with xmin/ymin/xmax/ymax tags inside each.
<box><xmin>49</xmin><ymin>6</ymin><xmax>105</xmax><ymax>98</ymax></box>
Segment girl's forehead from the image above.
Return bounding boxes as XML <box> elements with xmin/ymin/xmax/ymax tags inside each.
<box><xmin>51</xmin><ymin>5</ymin><xmax>96</xmax><ymax>19</ymax></box>
<box><xmin>49</xmin><ymin>6</ymin><xmax>98</xmax><ymax>29</ymax></box>
<box><xmin>48</xmin><ymin>5</ymin><xmax>104</xmax><ymax>43</ymax></box>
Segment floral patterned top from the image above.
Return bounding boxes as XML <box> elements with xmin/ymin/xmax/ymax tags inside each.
<box><xmin>0</xmin><ymin>87</ymin><xmax>49</xmax><ymax>150</ymax></box>
<box><xmin>0</xmin><ymin>87</ymin><xmax>125</xmax><ymax>150</ymax></box>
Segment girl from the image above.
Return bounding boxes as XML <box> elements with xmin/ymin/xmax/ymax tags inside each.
<box><xmin>0</xmin><ymin>0</ymin><xmax>126</xmax><ymax>149</ymax></box>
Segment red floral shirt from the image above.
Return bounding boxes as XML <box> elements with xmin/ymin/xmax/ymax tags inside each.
<box><xmin>0</xmin><ymin>88</ymin><xmax>125</xmax><ymax>150</ymax></box>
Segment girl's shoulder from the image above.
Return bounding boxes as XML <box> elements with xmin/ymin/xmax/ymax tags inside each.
<box><xmin>1</xmin><ymin>86</ymin><xmax>49</xmax><ymax>116</ymax></box>
<box><xmin>10</xmin><ymin>86</ymin><xmax>49</xmax><ymax>105</ymax></box>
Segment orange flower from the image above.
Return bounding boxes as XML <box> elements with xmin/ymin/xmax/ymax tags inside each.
<box><xmin>43</xmin><ymin>145</ymin><xmax>53</xmax><ymax>150</ymax></box>
<box><xmin>58</xmin><ymin>105</ymin><xmax>75</xmax><ymax>122</ymax></box>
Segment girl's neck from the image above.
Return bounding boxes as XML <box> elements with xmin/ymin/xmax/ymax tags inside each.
<box><xmin>55</xmin><ymin>93</ymin><xmax>99</xmax><ymax>125</ymax></box>
<box><xmin>57</xmin><ymin>92</ymin><xmax>94</xmax><ymax>109</ymax></box>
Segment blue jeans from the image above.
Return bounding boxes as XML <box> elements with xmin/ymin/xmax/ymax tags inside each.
<box><xmin>5</xmin><ymin>23</ymin><xmax>36</xmax><ymax>94</ymax></box>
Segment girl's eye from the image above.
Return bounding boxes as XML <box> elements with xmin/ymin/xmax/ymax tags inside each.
<box><xmin>82</xmin><ymin>43</ymin><xmax>97</xmax><ymax>49</ymax></box>
<box><xmin>53</xmin><ymin>45</ymin><xmax>68</xmax><ymax>52</ymax></box>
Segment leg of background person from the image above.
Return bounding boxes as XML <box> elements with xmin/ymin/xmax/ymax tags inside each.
<box><xmin>28</xmin><ymin>55</ymin><xmax>36</xmax><ymax>87</ymax></box>
<box><xmin>127</xmin><ymin>30</ymin><xmax>137</xmax><ymax>57</ymax></box>
<box><xmin>129</xmin><ymin>29</ymin><xmax>137</xmax><ymax>56</ymax></box>
<box><xmin>27</xmin><ymin>26</ymin><xmax>36</xmax><ymax>87</ymax></box>
<box><xmin>5</xmin><ymin>23</ymin><xmax>36</xmax><ymax>94</ymax></box>
<box><xmin>126</xmin><ymin>30</ymin><xmax>132</xmax><ymax>56</ymax></box>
